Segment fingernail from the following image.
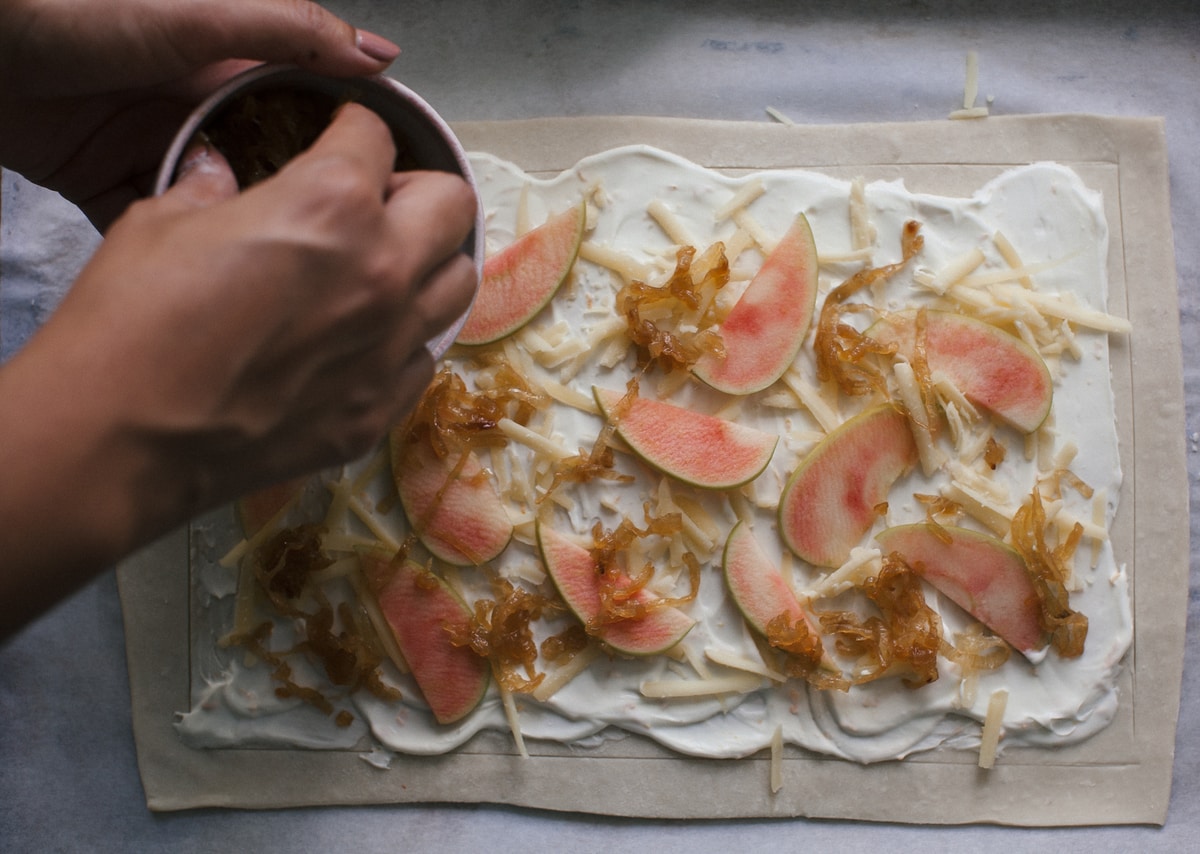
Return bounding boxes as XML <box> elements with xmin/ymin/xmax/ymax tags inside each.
<box><xmin>356</xmin><ymin>29</ymin><xmax>400</xmax><ymax>64</ymax></box>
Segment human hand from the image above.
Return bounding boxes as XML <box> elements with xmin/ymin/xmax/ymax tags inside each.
<box><xmin>86</xmin><ymin>100</ymin><xmax>476</xmax><ymax>509</ymax></box>
<box><xmin>0</xmin><ymin>102</ymin><xmax>477</xmax><ymax>629</ymax></box>
<box><xmin>0</xmin><ymin>0</ymin><xmax>402</xmax><ymax>229</ymax></box>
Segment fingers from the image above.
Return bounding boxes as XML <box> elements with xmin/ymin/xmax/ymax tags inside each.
<box><xmin>168</xmin><ymin>0</ymin><xmax>399</xmax><ymax>79</ymax></box>
<box><xmin>157</xmin><ymin>140</ymin><xmax>238</xmax><ymax>211</ymax></box>
<box><xmin>164</xmin><ymin>59</ymin><xmax>259</xmax><ymax>102</ymax></box>
<box><xmin>1</xmin><ymin>0</ymin><xmax>399</xmax><ymax>99</ymax></box>
<box><xmin>295</xmin><ymin>103</ymin><xmax>397</xmax><ymax>194</ymax></box>
<box><xmin>384</xmin><ymin>170</ymin><xmax>481</xmax><ymax>284</ymax></box>
<box><xmin>274</xmin><ymin>111</ymin><xmax>478</xmax><ymax>337</ymax></box>
<box><xmin>412</xmin><ymin>252</ymin><xmax>480</xmax><ymax>341</ymax></box>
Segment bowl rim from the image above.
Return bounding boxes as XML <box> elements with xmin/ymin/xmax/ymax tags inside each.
<box><xmin>153</xmin><ymin>63</ymin><xmax>483</xmax><ymax>359</ymax></box>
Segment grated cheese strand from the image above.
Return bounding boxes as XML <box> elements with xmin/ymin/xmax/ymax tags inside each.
<box><xmin>849</xmin><ymin>176</ymin><xmax>876</xmax><ymax>252</ymax></box>
<box><xmin>347</xmin><ymin>567</ymin><xmax>410</xmax><ymax>674</ymax></box>
<box><xmin>929</xmin><ymin>247</ymin><xmax>986</xmax><ymax>294</ymax></box>
<box><xmin>578</xmin><ymin>240</ymin><xmax>653</xmax><ymax>283</ymax></box>
<box><xmin>991</xmin><ymin>284</ymin><xmax>1132</xmax><ymax>334</ymax></box>
<box><xmin>964</xmin><ymin>50</ymin><xmax>980</xmax><ymax>109</ymax></box>
<box><xmin>714</xmin><ymin>179</ymin><xmax>765</xmax><ymax>222</ymax></box>
<box><xmin>500</xmin><ymin>685</ymin><xmax>529</xmax><ymax>759</ymax></box>
<box><xmin>218</xmin><ymin>489</ymin><xmax>302</xmax><ymax>568</ymax></box>
<box><xmin>347</xmin><ymin>494</ymin><xmax>403</xmax><ymax>552</ymax></box>
<box><xmin>894</xmin><ymin>361</ymin><xmax>947</xmax><ymax>477</ymax></box>
<box><xmin>705</xmin><ymin>646</ymin><xmax>788</xmax><ymax>683</ymax></box>
<box><xmin>531</xmin><ymin>645</ymin><xmax>602</xmax><ymax>702</ymax></box>
<box><xmin>641</xmin><ymin>672</ymin><xmax>765</xmax><ymax>699</ymax></box>
<box><xmin>808</xmin><ymin>547</ymin><xmax>882</xmax><ymax>599</ymax></box>
<box><xmin>770</xmin><ymin>725</ymin><xmax>785</xmax><ymax>794</ymax></box>
<box><xmin>978</xmin><ymin>688</ymin><xmax>1009</xmax><ymax>769</ymax></box>
<box><xmin>764</xmin><ymin>106</ymin><xmax>797</xmax><ymax>125</ymax></box>
<box><xmin>647</xmin><ymin>198</ymin><xmax>699</xmax><ymax>247</ymax></box>
<box><xmin>497</xmin><ymin>417</ymin><xmax>575</xmax><ymax>461</ymax></box>
<box><xmin>993</xmin><ymin>230</ymin><xmax>1034</xmax><ymax>289</ymax></box>
<box><xmin>782</xmin><ymin>369</ymin><xmax>840</xmax><ymax>433</ymax></box>
<box><xmin>731</xmin><ymin>208</ymin><xmax>778</xmax><ymax>254</ymax></box>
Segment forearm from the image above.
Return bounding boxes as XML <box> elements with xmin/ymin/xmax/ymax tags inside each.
<box><xmin>0</xmin><ymin>328</ymin><xmax>197</xmax><ymax>640</ymax></box>
<box><xmin>0</xmin><ymin>103</ymin><xmax>476</xmax><ymax>642</ymax></box>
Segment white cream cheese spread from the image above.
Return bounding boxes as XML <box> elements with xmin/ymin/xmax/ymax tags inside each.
<box><xmin>177</xmin><ymin>146</ymin><xmax>1131</xmax><ymax>767</ymax></box>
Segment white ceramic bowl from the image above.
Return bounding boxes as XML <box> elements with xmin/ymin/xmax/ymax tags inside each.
<box><xmin>154</xmin><ymin>64</ymin><xmax>483</xmax><ymax>359</ymax></box>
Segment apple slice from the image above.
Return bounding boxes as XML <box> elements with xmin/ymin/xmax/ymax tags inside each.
<box><xmin>723</xmin><ymin>521</ymin><xmax>820</xmax><ymax>640</ymax></box>
<box><xmin>875</xmin><ymin>523</ymin><xmax>1045</xmax><ymax>655</ymax></box>
<box><xmin>359</xmin><ymin>548</ymin><xmax>490</xmax><ymax>725</ymax></box>
<box><xmin>456</xmin><ymin>201</ymin><xmax>586</xmax><ymax>346</ymax></box>
<box><xmin>593</xmin><ymin>386</ymin><xmax>777</xmax><ymax>489</ymax></box>
<box><xmin>537</xmin><ymin>522</ymin><xmax>694</xmax><ymax>656</ymax></box>
<box><xmin>779</xmin><ymin>404</ymin><xmax>918</xmax><ymax>568</ymax></box>
<box><xmin>391</xmin><ymin>432</ymin><xmax>513</xmax><ymax>566</ymax></box>
<box><xmin>693</xmin><ymin>213</ymin><xmax>819</xmax><ymax>394</ymax></box>
<box><xmin>870</xmin><ymin>309</ymin><xmax>1053</xmax><ymax>433</ymax></box>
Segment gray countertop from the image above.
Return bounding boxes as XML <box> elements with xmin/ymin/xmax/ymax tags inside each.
<box><xmin>2</xmin><ymin>1</ymin><xmax>1198</xmax><ymax>850</ymax></box>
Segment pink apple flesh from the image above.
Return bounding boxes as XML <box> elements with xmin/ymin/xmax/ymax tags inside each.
<box><xmin>723</xmin><ymin>521</ymin><xmax>818</xmax><ymax>640</ymax></box>
<box><xmin>779</xmin><ymin>404</ymin><xmax>918</xmax><ymax>568</ymax></box>
<box><xmin>594</xmin><ymin>386</ymin><xmax>777</xmax><ymax>490</ymax></box>
<box><xmin>359</xmin><ymin>548</ymin><xmax>490</xmax><ymax>725</ymax></box>
<box><xmin>391</xmin><ymin>432</ymin><xmax>513</xmax><ymax>566</ymax></box>
<box><xmin>537</xmin><ymin>522</ymin><xmax>694</xmax><ymax>656</ymax></box>
<box><xmin>693</xmin><ymin>213</ymin><xmax>819</xmax><ymax>395</ymax></box>
<box><xmin>870</xmin><ymin>309</ymin><xmax>1053</xmax><ymax>433</ymax></box>
<box><xmin>875</xmin><ymin>523</ymin><xmax>1045</xmax><ymax>655</ymax></box>
<box><xmin>456</xmin><ymin>202</ymin><xmax>586</xmax><ymax>346</ymax></box>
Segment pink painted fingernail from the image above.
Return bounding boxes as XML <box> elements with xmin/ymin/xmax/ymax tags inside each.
<box><xmin>356</xmin><ymin>29</ymin><xmax>401</xmax><ymax>64</ymax></box>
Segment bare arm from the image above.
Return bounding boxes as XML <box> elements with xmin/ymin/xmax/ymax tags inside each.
<box><xmin>0</xmin><ymin>2</ymin><xmax>478</xmax><ymax>639</ymax></box>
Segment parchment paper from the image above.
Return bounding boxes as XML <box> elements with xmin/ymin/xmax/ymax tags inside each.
<box><xmin>117</xmin><ymin>114</ymin><xmax>1186</xmax><ymax>825</ymax></box>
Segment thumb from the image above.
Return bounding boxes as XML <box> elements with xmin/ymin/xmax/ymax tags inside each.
<box><xmin>160</xmin><ymin>140</ymin><xmax>239</xmax><ymax>210</ymax></box>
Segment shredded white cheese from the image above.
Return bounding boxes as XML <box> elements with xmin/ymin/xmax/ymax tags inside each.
<box><xmin>647</xmin><ymin>198</ymin><xmax>699</xmax><ymax>248</ymax></box>
<box><xmin>500</xmin><ymin>686</ymin><xmax>529</xmax><ymax>759</ymax></box>
<box><xmin>977</xmin><ymin>688</ymin><xmax>1009</xmax><ymax>769</ymax></box>
<box><xmin>770</xmin><ymin>725</ymin><xmax>784</xmax><ymax>794</ymax></box>
<box><xmin>530</xmin><ymin>645</ymin><xmax>602</xmax><ymax>702</ymax></box>
<box><xmin>782</xmin><ymin>369</ymin><xmax>839</xmax><ymax>433</ymax></box>
<box><xmin>849</xmin><ymin>176</ymin><xmax>876</xmax><ymax>253</ymax></box>
<box><xmin>497</xmin><ymin>417</ymin><xmax>575</xmax><ymax>461</ymax></box>
<box><xmin>578</xmin><ymin>240</ymin><xmax>652</xmax><ymax>283</ymax></box>
<box><xmin>993</xmin><ymin>230</ymin><xmax>1034</xmax><ymax>289</ymax></box>
<box><xmin>705</xmin><ymin>646</ymin><xmax>787</xmax><ymax>683</ymax></box>
<box><xmin>217</xmin><ymin>489</ymin><xmax>301</xmax><ymax>568</ymax></box>
<box><xmin>347</xmin><ymin>568</ymin><xmax>410</xmax><ymax>674</ymax></box>
<box><xmin>809</xmin><ymin>548</ymin><xmax>882</xmax><ymax>599</ymax></box>
<box><xmin>764</xmin><ymin>106</ymin><xmax>797</xmax><ymax>125</ymax></box>
<box><xmin>714</xmin><ymin>179</ymin><xmax>766</xmax><ymax>223</ymax></box>
<box><xmin>929</xmin><ymin>247</ymin><xmax>986</xmax><ymax>294</ymax></box>
<box><xmin>347</xmin><ymin>494</ymin><xmax>403</xmax><ymax>552</ymax></box>
<box><xmin>963</xmin><ymin>50</ymin><xmax>980</xmax><ymax>109</ymax></box>
<box><xmin>894</xmin><ymin>361</ymin><xmax>947</xmax><ymax>477</ymax></box>
<box><xmin>731</xmin><ymin>208</ymin><xmax>777</xmax><ymax>255</ymax></box>
<box><xmin>640</xmin><ymin>673</ymin><xmax>765</xmax><ymax>699</ymax></box>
